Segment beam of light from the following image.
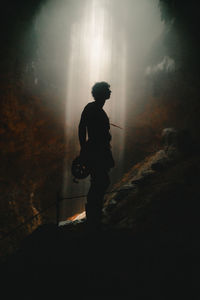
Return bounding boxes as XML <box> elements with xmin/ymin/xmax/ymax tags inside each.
<box><xmin>32</xmin><ymin>0</ymin><xmax>164</xmax><ymax>221</ymax></box>
<box><xmin>61</xmin><ymin>0</ymin><xmax>127</xmax><ymax>219</ymax></box>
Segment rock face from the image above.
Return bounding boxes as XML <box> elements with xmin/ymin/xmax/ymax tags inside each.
<box><xmin>103</xmin><ymin>128</ymin><xmax>200</xmax><ymax>236</ymax></box>
<box><xmin>0</xmin><ymin>1</ymin><xmax>68</xmax><ymax>258</ymax></box>
<box><xmin>2</xmin><ymin>129</ymin><xmax>199</xmax><ymax>297</ymax></box>
<box><xmin>0</xmin><ymin>81</ymin><xmax>67</xmax><ymax>258</ymax></box>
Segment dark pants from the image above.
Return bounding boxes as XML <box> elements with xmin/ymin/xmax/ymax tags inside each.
<box><xmin>85</xmin><ymin>167</ymin><xmax>110</xmax><ymax>230</ymax></box>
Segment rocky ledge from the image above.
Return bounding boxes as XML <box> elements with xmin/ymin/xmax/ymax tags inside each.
<box><xmin>1</xmin><ymin>128</ymin><xmax>199</xmax><ymax>298</ymax></box>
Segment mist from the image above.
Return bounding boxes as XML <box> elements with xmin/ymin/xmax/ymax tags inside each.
<box><xmin>23</xmin><ymin>0</ymin><xmax>166</xmax><ymax>220</ymax></box>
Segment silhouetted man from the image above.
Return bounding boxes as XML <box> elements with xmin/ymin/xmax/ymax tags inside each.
<box><xmin>79</xmin><ymin>82</ymin><xmax>115</xmax><ymax>230</ymax></box>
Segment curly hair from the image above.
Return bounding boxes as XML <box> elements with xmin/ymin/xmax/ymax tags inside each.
<box><xmin>91</xmin><ymin>81</ymin><xmax>110</xmax><ymax>100</ymax></box>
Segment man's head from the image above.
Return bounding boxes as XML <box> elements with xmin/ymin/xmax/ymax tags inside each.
<box><xmin>91</xmin><ymin>82</ymin><xmax>111</xmax><ymax>102</ymax></box>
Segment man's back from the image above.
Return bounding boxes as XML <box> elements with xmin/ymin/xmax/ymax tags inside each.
<box><xmin>80</xmin><ymin>101</ymin><xmax>111</xmax><ymax>146</ymax></box>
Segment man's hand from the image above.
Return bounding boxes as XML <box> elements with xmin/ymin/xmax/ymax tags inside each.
<box><xmin>80</xmin><ymin>145</ymin><xmax>86</xmax><ymax>158</ymax></box>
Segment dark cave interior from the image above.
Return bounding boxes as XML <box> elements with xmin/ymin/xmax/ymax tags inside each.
<box><xmin>1</xmin><ymin>1</ymin><xmax>200</xmax><ymax>296</ymax></box>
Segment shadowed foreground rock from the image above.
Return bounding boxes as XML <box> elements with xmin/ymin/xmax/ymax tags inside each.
<box><xmin>1</xmin><ymin>223</ymin><xmax>197</xmax><ymax>299</ymax></box>
<box><xmin>2</xmin><ymin>128</ymin><xmax>200</xmax><ymax>298</ymax></box>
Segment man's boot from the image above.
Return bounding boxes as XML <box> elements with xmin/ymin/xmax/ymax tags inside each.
<box><xmin>85</xmin><ymin>203</ymin><xmax>102</xmax><ymax>233</ymax></box>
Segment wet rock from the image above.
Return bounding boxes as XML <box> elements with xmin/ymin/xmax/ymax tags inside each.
<box><xmin>131</xmin><ymin>169</ymin><xmax>155</xmax><ymax>185</ymax></box>
<box><xmin>103</xmin><ymin>199</ymin><xmax>117</xmax><ymax>213</ymax></box>
<box><xmin>104</xmin><ymin>127</ymin><xmax>200</xmax><ymax>233</ymax></box>
<box><xmin>162</xmin><ymin>127</ymin><xmax>193</xmax><ymax>157</ymax></box>
<box><xmin>151</xmin><ymin>149</ymin><xmax>170</xmax><ymax>170</ymax></box>
<box><xmin>162</xmin><ymin>128</ymin><xmax>178</xmax><ymax>148</ymax></box>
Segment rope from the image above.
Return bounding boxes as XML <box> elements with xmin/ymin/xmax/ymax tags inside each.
<box><xmin>0</xmin><ymin>186</ymin><xmax>134</xmax><ymax>242</ymax></box>
<box><xmin>110</xmin><ymin>123</ymin><xmax>123</xmax><ymax>129</ymax></box>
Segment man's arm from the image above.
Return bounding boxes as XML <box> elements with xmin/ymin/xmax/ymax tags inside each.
<box><xmin>78</xmin><ymin>110</ymin><xmax>87</xmax><ymax>149</ymax></box>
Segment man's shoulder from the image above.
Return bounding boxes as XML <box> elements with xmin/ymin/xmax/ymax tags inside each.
<box><xmin>84</xmin><ymin>102</ymin><xmax>95</xmax><ymax>109</ymax></box>
<box><xmin>83</xmin><ymin>102</ymin><xmax>96</xmax><ymax>114</ymax></box>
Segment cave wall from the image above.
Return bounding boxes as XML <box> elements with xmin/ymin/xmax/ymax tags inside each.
<box><xmin>123</xmin><ymin>0</ymin><xmax>200</xmax><ymax>171</ymax></box>
<box><xmin>0</xmin><ymin>1</ymin><xmax>67</xmax><ymax>257</ymax></box>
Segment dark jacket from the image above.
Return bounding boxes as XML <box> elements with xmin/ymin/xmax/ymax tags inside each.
<box><xmin>79</xmin><ymin>102</ymin><xmax>114</xmax><ymax>169</ymax></box>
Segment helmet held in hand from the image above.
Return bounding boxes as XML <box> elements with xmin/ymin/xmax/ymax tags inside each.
<box><xmin>71</xmin><ymin>156</ymin><xmax>90</xmax><ymax>180</ymax></box>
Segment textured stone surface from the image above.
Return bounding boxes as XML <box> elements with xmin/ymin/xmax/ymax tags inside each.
<box><xmin>103</xmin><ymin>130</ymin><xmax>200</xmax><ymax>234</ymax></box>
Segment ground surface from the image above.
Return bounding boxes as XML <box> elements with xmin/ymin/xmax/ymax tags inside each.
<box><xmin>2</xmin><ymin>212</ymin><xmax>198</xmax><ymax>299</ymax></box>
<box><xmin>2</xmin><ymin>145</ymin><xmax>200</xmax><ymax>299</ymax></box>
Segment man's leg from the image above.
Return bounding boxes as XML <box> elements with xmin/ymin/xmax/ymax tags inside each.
<box><xmin>86</xmin><ymin>168</ymin><xmax>110</xmax><ymax>230</ymax></box>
